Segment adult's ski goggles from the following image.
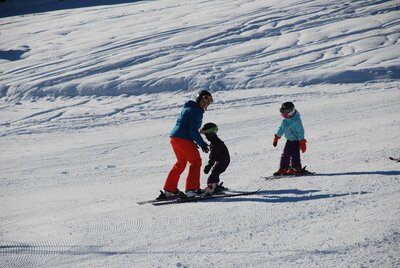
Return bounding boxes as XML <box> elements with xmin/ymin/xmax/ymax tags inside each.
<box><xmin>202</xmin><ymin>95</ymin><xmax>214</xmax><ymax>104</ymax></box>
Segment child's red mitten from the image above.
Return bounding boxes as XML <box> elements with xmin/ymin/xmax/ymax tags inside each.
<box><xmin>300</xmin><ymin>139</ymin><xmax>307</xmax><ymax>153</ymax></box>
<box><xmin>273</xmin><ymin>135</ymin><xmax>280</xmax><ymax>147</ymax></box>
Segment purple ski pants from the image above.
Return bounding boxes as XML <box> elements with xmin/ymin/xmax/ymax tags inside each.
<box><xmin>280</xmin><ymin>140</ymin><xmax>302</xmax><ymax>169</ymax></box>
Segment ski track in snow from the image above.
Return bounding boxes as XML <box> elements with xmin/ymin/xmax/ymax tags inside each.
<box><xmin>1</xmin><ymin>0</ymin><xmax>400</xmax><ymax>267</ymax></box>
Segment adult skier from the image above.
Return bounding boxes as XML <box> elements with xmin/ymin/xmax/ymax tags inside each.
<box><xmin>159</xmin><ymin>90</ymin><xmax>213</xmax><ymax>199</ymax></box>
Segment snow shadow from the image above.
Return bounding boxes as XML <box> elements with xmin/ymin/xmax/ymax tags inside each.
<box><xmin>0</xmin><ymin>47</ymin><xmax>30</xmax><ymax>61</ymax></box>
<box><xmin>314</xmin><ymin>170</ymin><xmax>400</xmax><ymax>176</ymax></box>
<box><xmin>308</xmin><ymin>66</ymin><xmax>400</xmax><ymax>85</ymax></box>
<box><xmin>214</xmin><ymin>189</ymin><xmax>368</xmax><ymax>204</ymax></box>
<box><xmin>258</xmin><ymin>189</ymin><xmax>368</xmax><ymax>203</ymax></box>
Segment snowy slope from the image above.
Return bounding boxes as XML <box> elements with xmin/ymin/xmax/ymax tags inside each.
<box><xmin>1</xmin><ymin>0</ymin><xmax>400</xmax><ymax>99</ymax></box>
<box><xmin>1</xmin><ymin>0</ymin><xmax>400</xmax><ymax>267</ymax></box>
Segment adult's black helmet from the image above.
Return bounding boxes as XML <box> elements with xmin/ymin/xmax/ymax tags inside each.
<box><xmin>195</xmin><ymin>90</ymin><xmax>213</xmax><ymax>104</ymax></box>
<box><xmin>200</xmin><ymin>122</ymin><xmax>218</xmax><ymax>135</ymax></box>
<box><xmin>280</xmin><ymin>102</ymin><xmax>295</xmax><ymax>113</ymax></box>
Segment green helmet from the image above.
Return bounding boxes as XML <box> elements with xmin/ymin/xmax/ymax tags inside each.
<box><xmin>200</xmin><ymin>122</ymin><xmax>218</xmax><ymax>135</ymax></box>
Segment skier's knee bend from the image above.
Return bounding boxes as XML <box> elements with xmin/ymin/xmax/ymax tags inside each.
<box><xmin>189</xmin><ymin>158</ymin><xmax>202</xmax><ymax>168</ymax></box>
<box><xmin>174</xmin><ymin>162</ymin><xmax>187</xmax><ymax>173</ymax></box>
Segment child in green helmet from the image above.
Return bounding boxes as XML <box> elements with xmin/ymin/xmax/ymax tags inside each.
<box><xmin>200</xmin><ymin>122</ymin><xmax>231</xmax><ymax>193</ymax></box>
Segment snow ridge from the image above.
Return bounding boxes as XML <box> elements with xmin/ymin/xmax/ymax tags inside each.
<box><xmin>1</xmin><ymin>0</ymin><xmax>399</xmax><ymax>100</ymax></box>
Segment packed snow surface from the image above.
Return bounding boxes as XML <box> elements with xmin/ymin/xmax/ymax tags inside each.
<box><xmin>1</xmin><ymin>0</ymin><xmax>399</xmax><ymax>267</ymax></box>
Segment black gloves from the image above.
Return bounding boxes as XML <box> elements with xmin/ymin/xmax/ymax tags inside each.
<box><xmin>204</xmin><ymin>164</ymin><xmax>212</xmax><ymax>174</ymax></box>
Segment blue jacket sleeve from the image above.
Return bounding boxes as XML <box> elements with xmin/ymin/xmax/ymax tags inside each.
<box><xmin>188</xmin><ymin>109</ymin><xmax>207</xmax><ymax>147</ymax></box>
<box><xmin>276</xmin><ymin>122</ymin><xmax>285</xmax><ymax>138</ymax></box>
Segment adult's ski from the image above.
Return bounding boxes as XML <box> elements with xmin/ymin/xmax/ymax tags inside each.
<box><xmin>389</xmin><ymin>157</ymin><xmax>400</xmax><ymax>162</ymax></box>
<box><xmin>137</xmin><ymin>194</ymin><xmax>179</xmax><ymax>205</ymax></box>
<box><xmin>151</xmin><ymin>189</ymin><xmax>261</xmax><ymax>206</ymax></box>
<box><xmin>137</xmin><ymin>183</ymin><xmax>238</xmax><ymax>205</ymax></box>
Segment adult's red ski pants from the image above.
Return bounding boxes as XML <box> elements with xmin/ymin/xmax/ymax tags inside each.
<box><xmin>164</xmin><ymin>137</ymin><xmax>202</xmax><ymax>192</ymax></box>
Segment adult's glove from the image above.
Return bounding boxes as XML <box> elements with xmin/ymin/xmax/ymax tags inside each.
<box><xmin>273</xmin><ymin>135</ymin><xmax>280</xmax><ymax>147</ymax></box>
<box><xmin>201</xmin><ymin>144</ymin><xmax>209</xmax><ymax>153</ymax></box>
<box><xmin>300</xmin><ymin>139</ymin><xmax>307</xmax><ymax>153</ymax></box>
<box><xmin>204</xmin><ymin>164</ymin><xmax>212</xmax><ymax>174</ymax></box>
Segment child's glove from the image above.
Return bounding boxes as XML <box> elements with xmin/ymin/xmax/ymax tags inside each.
<box><xmin>273</xmin><ymin>135</ymin><xmax>280</xmax><ymax>147</ymax></box>
<box><xmin>204</xmin><ymin>164</ymin><xmax>212</xmax><ymax>174</ymax></box>
<box><xmin>300</xmin><ymin>139</ymin><xmax>307</xmax><ymax>153</ymax></box>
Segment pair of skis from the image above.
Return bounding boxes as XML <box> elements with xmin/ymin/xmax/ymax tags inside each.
<box><xmin>137</xmin><ymin>189</ymin><xmax>261</xmax><ymax>206</ymax></box>
<box><xmin>261</xmin><ymin>166</ymin><xmax>315</xmax><ymax>180</ymax></box>
<box><xmin>262</xmin><ymin>157</ymin><xmax>398</xmax><ymax>181</ymax></box>
<box><xmin>139</xmin><ymin>157</ymin><xmax>399</xmax><ymax>206</ymax></box>
<box><xmin>138</xmin><ymin>167</ymin><xmax>314</xmax><ymax>206</ymax></box>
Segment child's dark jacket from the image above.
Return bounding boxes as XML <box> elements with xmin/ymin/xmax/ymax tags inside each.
<box><xmin>208</xmin><ymin>134</ymin><xmax>230</xmax><ymax>166</ymax></box>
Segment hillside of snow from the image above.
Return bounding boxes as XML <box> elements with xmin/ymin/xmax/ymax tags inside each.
<box><xmin>1</xmin><ymin>0</ymin><xmax>400</xmax><ymax>267</ymax></box>
<box><xmin>1</xmin><ymin>0</ymin><xmax>400</xmax><ymax>99</ymax></box>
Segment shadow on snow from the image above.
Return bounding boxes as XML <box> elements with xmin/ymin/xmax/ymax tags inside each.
<box><xmin>213</xmin><ymin>189</ymin><xmax>369</xmax><ymax>204</ymax></box>
<box><xmin>314</xmin><ymin>170</ymin><xmax>400</xmax><ymax>176</ymax></box>
<box><xmin>0</xmin><ymin>46</ymin><xmax>30</xmax><ymax>61</ymax></box>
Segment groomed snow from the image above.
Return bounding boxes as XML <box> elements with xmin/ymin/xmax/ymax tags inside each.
<box><xmin>1</xmin><ymin>0</ymin><xmax>399</xmax><ymax>267</ymax></box>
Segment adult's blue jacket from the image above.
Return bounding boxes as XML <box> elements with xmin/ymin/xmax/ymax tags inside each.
<box><xmin>276</xmin><ymin>111</ymin><xmax>305</xmax><ymax>141</ymax></box>
<box><xmin>170</xmin><ymin>100</ymin><xmax>207</xmax><ymax>147</ymax></box>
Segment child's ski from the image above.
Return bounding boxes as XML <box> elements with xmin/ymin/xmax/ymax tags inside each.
<box><xmin>262</xmin><ymin>173</ymin><xmax>313</xmax><ymax>181</ymax></box>
<box><xmin>389</xmin><ymin>157</ymin><xmax>400</xmax><ymax>162</ymax></box>
<box><xmin>151</xmin><ymin>189</ymin><xmax>261</xmax><ymax>206</ymax></box>
<box><xmin>262</xmin><ymin>167</ymin><xmax>315</xmax><ymax>181</ymax></box>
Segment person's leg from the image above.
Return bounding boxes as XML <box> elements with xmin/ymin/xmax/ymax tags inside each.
<box><xmin>184</xmin><ymin>141</ymin><xmax>202</xmax><ymax>191</ymax></box>
<box><xmin>207</xmin><ymin>162</ymin><xmax>229</xmax><ymax>184</ymax></box>
<box><xmin>279</xmin><ymin>140</ymin><xmax>291</xmax><ymax>168</ymax></box>
<box><xmin>289</xmin><ymin>140</ymin><xmax>302</xmax><ymax>169</ymax></box>
<box><xmin>163</xmin><ymin>138</ymin><xmax>188</xmax><ymax>192</ymax></box>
